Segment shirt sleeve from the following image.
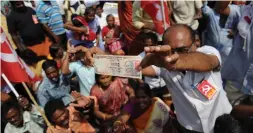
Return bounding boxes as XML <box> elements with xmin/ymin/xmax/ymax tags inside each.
<box><xmin>196</xmin><ymin>45</ymin><xmax>222</xmax><ymax>67</ymax></box>
<box><xmin>132</xmin><ymin>1</ymin><xmax>145</xmax><ymax>30</ymax></box>
<box><xmin>36</xmin><ymin>4</ymin><xmax>48</xmax><ymax>24</ymax></box>
<box><xmin>6</xmin><ymin>16</ymin><xmax>17</xmax><ymax>34</ymax></box>
<box><xmin>194</xmin><ymin>0</ymin><xmax>203</xmax><ymax>9</ymax></box>
<box><xmin>37</xmin><ymin>89</ymin><xmax>49</xmax><ymax>107</ymax></box>
<box><xmin>201</xmin><ymin>1</ymin><xmax>212</xmax><ymax>16</ymax></box>
<box><xmin>69</xmin><ymin>62</ymin><xmax>77</xmax><ymax>73</ymax></box>
<box><xmin>151</xmin><ymin>65</ymin><xmax>161</xmax><ymax>77</ymax></box>
<box><xmin>4</xmin><ymin>124</ymin><xmax>11</xmax><ymax>133</ymax></box>
<box><xmin>228</xmin><ymin>4</ymin><xmax>242</xmax><ymax>26</ymax></box>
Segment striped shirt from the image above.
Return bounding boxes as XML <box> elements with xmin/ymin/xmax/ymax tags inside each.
<box><xmin>36</xmin><ymin>0</ymin><xmax>65</xmax><ymax>35</ymax></box>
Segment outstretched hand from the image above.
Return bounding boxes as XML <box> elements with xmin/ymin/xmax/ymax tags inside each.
<box><xmin>139</xmin><ymin>45</ymin><xmax>179</xmax><ymax>70</ymax></box>
<box><xmin>70</xmin><ymin>91</ymin><xmax>91</xmax><ymax>108</ymax></box>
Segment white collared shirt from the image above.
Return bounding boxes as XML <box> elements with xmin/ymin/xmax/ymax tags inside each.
<box><xmin>152</xmin><ymin>46</ymin><xmax>232</xmax><ymax>133</ymax></box>
<box><xmin>139</xmin><ymin>51</ymin><xmax>166</xmax><ymax>89</ymax></box>
<box><xmin>4</xmin><ymin>111</ymin><xmax>44</xmax><ymax>133</ymax></box>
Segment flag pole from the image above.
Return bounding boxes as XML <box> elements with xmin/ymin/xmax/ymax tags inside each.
<box><xmin>21</xmin><ymin>82</ymin><xmax>52</xmax><ymax>127</ymax></box>
<box><xmin>1</xmin><ymin>73</ymin><xmax>20</xmax><ymax>98</ymax></box>
<box><xmin>160</xmin><ymin>0</ymin><xmax>167</xmax><ymax>30</ymax></box>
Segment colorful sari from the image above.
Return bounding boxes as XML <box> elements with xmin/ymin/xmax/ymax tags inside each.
<box><xmin>102</xmin><ymin>26</ymin><xmax>124</xmax><ymax>54</ymax></box>
<box><xmin>90</xmin><ymin>78</ymin><xmax>129</xmax><ymax>116</ymax></box>
<box><xmin>124</xmin><ymin>98</ymin><xmax>170</xmax><ymax>133</ymax></box>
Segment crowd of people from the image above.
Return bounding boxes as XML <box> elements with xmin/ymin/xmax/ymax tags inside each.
<box><xmin>1</xmin><ymin>0</ymin><xmax>253</xmax><ymax>133</ymax></box>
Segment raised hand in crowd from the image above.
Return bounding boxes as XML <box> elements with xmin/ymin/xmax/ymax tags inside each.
<box><xmin>70</xmin><ymin>91</ymin><xmax>91</xmax><ymax>108</ymax></box>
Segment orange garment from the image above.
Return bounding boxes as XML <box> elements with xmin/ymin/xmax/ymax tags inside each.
<box><xmin>132</xmin><ymin>101</ymin><xmax>155</xmax><ymax>132</ymax></box>
<box><xmin>28</xmin><ymin>36</ymin><xmax>52</xmax><ymax>57</ymax></box>
<box><xmin>47</xmin><ymin>106</ymin><xmax>95</xmax><ymax>133</ymax></box>
<box><xmin>29</xmin><ymin>60</ymin><xmax>45</xmax><ymax>78</ymax></box>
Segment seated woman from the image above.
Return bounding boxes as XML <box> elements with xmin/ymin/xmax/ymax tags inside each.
<box><xmin>45</xmin><ymin>98</ymin><xmax>96</xmax><ymax>133</ymax></box>
<box><xmin>102</xmin><ymin>14</ymin><xmax>125</xmax><ymax>55</ymax></box>
<box><xmin>113</xmin><ymin>83</ymin><xmax>171</xmax><ymax>133</ymax></box>
<box><xmin>90</xmin><ymin>74</ymin><xmax>135</xmax><ymax>132</ymax></box>
<box><xmin>49</xmin><ymin>44</ymin><xmax>65</xmax><ymax>68</ymax></box>
<box><xmin>66</xmin><ymin>15</ymin><xmax>97</xmax><ymax>48</ymax></box>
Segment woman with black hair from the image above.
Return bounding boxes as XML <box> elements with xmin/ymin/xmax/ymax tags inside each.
<box><xmin>113</xmin><ymin>83</ymin><xmax>171</xmax><ymax>133</ymax></box>
<box><xmin>66</xmin><ymin>14</ymin><xmax>97</xmax><ymax>48</ymax></box>
<box><xmin>90</xmin><ymin>74</ymin><xmax>135</xmax><ymax>132</ymax></box>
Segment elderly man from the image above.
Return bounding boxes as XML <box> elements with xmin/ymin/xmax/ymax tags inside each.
<box><xmin>140</xmin><ymin>24</ymin><xmax>232</xmax><ymax>133</ymax></box>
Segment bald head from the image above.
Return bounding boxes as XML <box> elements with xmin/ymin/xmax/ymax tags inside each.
<box><xmin>162</xmin><ymin>24</ymin><xmax>195</xmax><ymax>50</ymax></box>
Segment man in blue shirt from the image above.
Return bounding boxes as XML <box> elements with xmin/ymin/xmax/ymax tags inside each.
<box><xmin>37</xmin><ymin>59</ymin><xmax>73</xmax><ymax>107</ymax></box>
<box><xmin>36</xmin><ymin>0</ymin><xmax>66</xmax><ymax>49</ymax></box>
<box><xmin>61</xmin><ymin>46</ymin><xmax>96</xmax><ymax>96</ymax></box>
<box><xmin>216</xmin><ymin>1</ymin><xmax>253</xmax><ymax>103</ymax></box>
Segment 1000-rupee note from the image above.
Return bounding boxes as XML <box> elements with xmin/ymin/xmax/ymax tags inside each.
<box><xmin>94</xmin><ymin>55</ymin><xmax>142</xmax><ymax>79</ymax></box>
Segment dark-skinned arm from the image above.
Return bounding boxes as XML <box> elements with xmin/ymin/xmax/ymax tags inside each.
<box><xmin>115</xmin><ymin>111</ymin><xmax>131</xmax><ymax>124</ymax></box>
<box><xmin>10</xmin><ymin>33</ymin><xmax>26</xmax><ymax>51</ymax></box>
<box><xmin>42</xmin><ymin>24</ymin><xmax>60</xmax><ymax>43</ymax></box>
<box><xmin>62</xmin><ymin>46</ymin><xmax>90</xmax><ymax>75</ymax></box>
<box><xmin>89</xmin><ymin>46</ymin><xmax>107</xmax><ymax>55</ymax></box>
<box><xmin>171</xmin><ymin>52</ymin><xmax>220</xmax><ymax>72</ymax></box>
<box><xmin>64</xmin><ymin>21</ymin><xmax>88</xmax><ymax>33</ymax></box>
<box><xmin>231</xmin><ymin>105</ymin><xmax>253</xmax><ymax>120</ymax></box>
<box><xmin>126</xmin><ymin>86</ymin><xmax>135</xmax><ymax>99</ymax></box>
<box><xmin>93</xmin><ymin>106</ymin><xmax>114</xmax><ymax>121</ymax></box>
<box><xmin>61</xmin><ymin>52</ymin><xmax>72</xmax><ymax>75</ymax></box>
<box><xmin>87</xmin><ymin>96</ymin><xmax>114</xmax><ymax>121</ymax></box>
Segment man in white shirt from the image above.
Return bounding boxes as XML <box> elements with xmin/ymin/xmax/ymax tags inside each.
<box><xmin>216</xmin><ymin>1</ymin><xmax>253</xmax><ymax>104</ymax></box>
<box><xmin>140</xmin><ymin>24</ymin><xmax>232</xmax><ymax>133</ymax></box>
<box><xmin>95</xmin><ymin>5</ymin><xmax>107</xmax><ymax>29</ymax></box>
<box><xmin>2</xmin><ymin>100</ymin><xmax>45</xmax><ymax>133</ymax></box>
<box><xmin>170</xmin><ymin>0</ymin><xmax>202</xmax><ymax>30</ymax></box>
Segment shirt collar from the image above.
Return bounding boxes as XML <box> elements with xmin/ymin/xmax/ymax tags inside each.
<box><xmin>23</xmin><ymin>111</ymin><xmax>32</xmax><ymax>124</ymax></box>
<box><xmin>44</xmin><ymin>74</ymin><xmax>64</xmax><ymax>89</ymax></box>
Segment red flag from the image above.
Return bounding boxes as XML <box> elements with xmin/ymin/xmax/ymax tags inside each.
<box><xmin>0</xmin><ymin>27</ymin><xmax>40</xmax><ymax>86</ymax></box>
<box><xmin>141</xmin><ymin>1</ymin><xmax>170</xmax><ymax>35</ymax></box>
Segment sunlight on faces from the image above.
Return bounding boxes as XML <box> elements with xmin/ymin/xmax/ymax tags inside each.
<box><xmin>163</xmin><ymin>27</ymin><xmax>196</xmax><ymax>54</ymax></box>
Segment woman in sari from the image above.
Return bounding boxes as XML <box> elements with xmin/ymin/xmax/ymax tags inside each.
<box><xmin>113</xmin><ymin>83</ymin><xmax>171</xmax><ymax>133</ymax></box>
<box><xmin>102</xmin><ymin>14</ymin><xmax>125</xmax><ymax>55</ymax></box>
<box><xmin>90</xmin><ymin>74</ymin><xmax>135</xmax><ymax>133</ymax></box>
